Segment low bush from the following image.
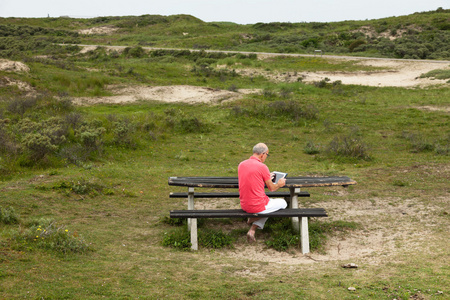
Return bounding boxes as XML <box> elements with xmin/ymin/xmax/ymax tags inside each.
<box><xmin>10</xmin><ymin>218</ymin><xmax>92</xmax><ymax>254</ymax></box>
<box><xmin>35</xmin><ymin>178</ymin><xmax>110</xmax><ymax>197</ymax></box>
<box><xmin>304</xmin><ymin>140</ymin><xmax>321</xmax><ymax>155</ymax></box>
<box><xmin>264</xmin><ymin>218</ymin><xmax>359</xmax><ymax>252</ymax></box>
<box><xmin>0</xmin><ymin>206</ymin><xmax>20</xmax><ymax>224</ymax></box>
<box><xmin>231</xmin><ymin>101</ymin><xmax>319</xmax><ymax>122</ymax></box>
<box><xmin>162</xmin><ymin>227</ymin><xmax>234</xmax><ymax>250</ymax></box>
<box><xmin>401</xmin><ymin>131</ymin><xmax>449</xmax><ymax>155</ymax></box>
<box><xmin>326</xmin><ymin>131</ymin><xmax>371</xmax><ymax>160</ymax></box>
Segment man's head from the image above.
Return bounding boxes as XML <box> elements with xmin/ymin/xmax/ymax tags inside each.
<box><xmin>253</xmin><ymin>143</ymin><xmax>269</xmax><ymax>162</ymax></box>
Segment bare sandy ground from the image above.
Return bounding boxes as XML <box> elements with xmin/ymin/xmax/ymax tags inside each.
<box><xmin>72</xmin><ymin>85</ymin><xmax>255</xmax><ymax>105</ymax></box>
<box><xmin>193</xmin><ymin>183</ymin><xmax>448</xmax><ymax>267</ymax></box>
<box><xmin>1</xmin><ymin>54</ymin><xmax>449</xmax><ymax>106</ymax></box>
<box><xmin>268</xmin><ymin>57</ymin><xmax>450</xmax><ymax>87</ymax></box>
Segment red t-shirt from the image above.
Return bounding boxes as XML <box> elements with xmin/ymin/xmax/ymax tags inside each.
<box><xmin>238</xmin><ymin>156</ymin><xmax>271</xmax><ymax>213</ymax></box>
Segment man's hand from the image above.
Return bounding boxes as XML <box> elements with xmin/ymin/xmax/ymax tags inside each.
<box><xmin>265</xmin><ymin>177</ymin><xmax>286</xmax><ymax>191</ymax></box>
<box><xmin>270</xmin><ymin>172</ymin><xmax>275</xmax><ymax>181</ymax></box>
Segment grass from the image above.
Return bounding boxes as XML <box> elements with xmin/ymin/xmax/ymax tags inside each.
<box><xmin>0</xmin><ymin>16</ymin><xmax>449</xmax><ymax>298</ymax></box>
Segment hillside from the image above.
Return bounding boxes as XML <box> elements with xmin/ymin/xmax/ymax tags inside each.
<box><xmin>0</xmin><ymin>8</ymin><xmax>449</xmax><ymax>59</ymax></box>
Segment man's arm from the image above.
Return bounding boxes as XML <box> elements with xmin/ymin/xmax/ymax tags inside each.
<box><xmin>265</xmin><ymin>177</ymin><xmax>286</xmax><ymax>192</ymax></box>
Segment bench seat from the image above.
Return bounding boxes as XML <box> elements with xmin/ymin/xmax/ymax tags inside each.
<box><xmin>170</xmin><ymin>207</ymin><xmax>327</xmax><ymax>253</ymax></box>
<box><xmin>169</xmin><ymin>191</ymin><xmax>310</xmax><ymax>198</ymax></box>
<box><xmin>170</xmin><ymin>208</ymin><xmax>326</xmax><ymax>218</ymax></box>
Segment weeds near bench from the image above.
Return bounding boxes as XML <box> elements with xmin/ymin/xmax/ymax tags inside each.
<box><xmin>161</xmin><ymin>218</ymin><xmax>359</xmax><ymax>252</ymax></box>
<box><xmin>264</xmin><ymin>218</ymin><xmax>359</xmax><ymax>252</ymax></box>
<box><xmin>162</xmin><ymin>227</ymin><xmax>234</xmax><ymax>250</ymax></box>
<box><xmin>1</xmin><ymin>211</ymin><xmax>93</xmax><ymax>254</ymax></box>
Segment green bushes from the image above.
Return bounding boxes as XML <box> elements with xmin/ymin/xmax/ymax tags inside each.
<box><xmin>402</xmin><ymin>131</ymin><xmax>449</xmax><ymax>155</ymax></box>
<box><xmin>0</xmin><ymin>206</ymin><xmax>20</xmax><ymax>225</ymax></box>
<box><xmin>162</xmin><ymin>227</ymin><xmax>234</xmax><ymax>250</ymax></box>
<box><xmin>161</xmin><ymin>218</ymin><xmax>358</xmax><ymax>252</ymax></box>
<box><xmin>1</xmin><ymin>206</ymin><xmax>91</xmax><ymax>254</ymax></box>
<box><xmin>231</xmin><ymin>100</ymin><xmax>319</xmax><ymax>123</ymax></box>
<box><xmin>326</xmin><ymin>133</ymin><xmax>371</xmax><ymax>161</ymax></box>
<box><xmin>265</xmin><ymin>218</ymin><xmax>358</xmax><ymax>253</ymax></box>
<box><xmin>10</xmin><ymin>218</ymin><xmax>92</xmax><ymax>254</ymax></box>
<box><xmin>303</xmin><ymin>130</ymin><xmax>371</xmax><ymax>161</ymax></box>
<box><xmin>0</xmin><ymin>95</ymin><xmax>214</xmax><ymax>175</ymax></box>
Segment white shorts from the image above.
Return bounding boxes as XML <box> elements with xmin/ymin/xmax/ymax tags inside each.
<box><xmin>252</xmin><ymin>198</ymin><xmax>287</xmax><ymax>229</ymax></box>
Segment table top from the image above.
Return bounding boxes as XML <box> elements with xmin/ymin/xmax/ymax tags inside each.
<box><xmin>168</xmin><ymin>176</ymin><xmax>357</xmax><ymax>188</ymax></box>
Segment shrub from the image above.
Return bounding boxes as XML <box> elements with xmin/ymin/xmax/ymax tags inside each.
<box><xmin>22</xmin><ymin>133</ymin><xmax>58</xmax><ymax>160</ymax></box>
<box><xmin>264</xmin><ymin>218</ymin><xmax>359</xmax><ymax>252</ymax></box>
<box><xmin>326</xmin><ymin>133</ymin><xmax>371</xmax><ymax>160</ymax></box>
<box><xmin>16</xmin><ymin>117</ymin><xmax>67</xmax><ymax>160</ymax></box>
<box><xmin>162</xmin><ymin>227</ymin><xmax>234</xmax><ymax>250</ymax></box>
<box><xmin>123</xmin><ymin>46</ymin><xmax>146</xmax><ymax>58</ymax></box>
<box><xmin>265</xmin><ymin>101</ymin><xmax>319</xmax><ymax>121</ymax></box>
<box><xmin>35</xmin><ymin>178</ymin><xmax>108</xmax><ymax>197</ymax></box>
<box><xmin>349</xmin><ymin>39</ymin><xmax>366</xmax><ymax>52</ymax></box>
<box><xmin>113</xmin><ymin>120</ymin><xmax>137</xmax><ymax>148</ymax></box>
<box><xmin>162</xmin><ymin>228</ymin><xmax>192</xmax><ymax>250</ymax></box>
<box><xmin>177</xmin><ymin>117</ymin><xmax>209</xmax><ymax>133</ymax></box>
<box><xmin>11</xmin><ymin>218</ymin><xmax>92</xmax><ymax>254</ymax></box>
<box><xmin>58</xmin><ymin>144</ymin><xmax>89</xmax><ymax>166</ymax></box>
<box><xmin>304</xmin><ymin>140</ymin><xmax>321</xmax><ymax>155</ymax></box>
<box><xmin>0</xmin><ymin>206</ymin><xmax>20</xmax><ymax>224</ymax></box>
<box><xmin>0</xmin><ymin>124</ymin><xmax>20</xmax><ymax>155</ymax></box>
<box><xmin>401</xmin><ymin>132</ymin><xmax>434</xmax><ymax>153</ymax></box>
<box><xmin>198</xmin><ymin>228</ymin><xmax>234</xmax><ymax>249</ymax></box>
<box><xmin>7</xmin><ymin>97</ymin><xmax>37</xmax><ymax>116</ymax></box>
<box><xmin>75</xmin><ymin>123</ymin><xmax>106</xmax><ymax>152</ymax></box>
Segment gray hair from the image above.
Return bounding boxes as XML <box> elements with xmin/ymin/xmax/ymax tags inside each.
<box><xmin>253</xmin><ymin>143</ymin><xmax>268</xmax><ymax>155</ymax></box>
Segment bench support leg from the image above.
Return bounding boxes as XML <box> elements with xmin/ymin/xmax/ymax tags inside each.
<box><xmin>186</xmin><ymin>187</ymin><xmax>199</xmax><ymax>250</ymax></box>
<box><xmin>190</xmin><ymin>218</ymin><xmax>198</xmax><ymax>250</ymax></box>
<box><xmin>290</xmin><ymin>187</ymin><xmax>300</xmax><ymax>232</ymax></box>
<box><xmin>301</xmin><ymin>217</ymin><xmax>310</xmax><ymax>254</ymax></box>
<box><xmin>187</xmin><ymin>187</ymin><xmax>195</xmax><ymax>231</ymax></box>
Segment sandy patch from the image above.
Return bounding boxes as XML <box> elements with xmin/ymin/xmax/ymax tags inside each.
<box><xmin>235</xmin><ymin>57</ymin><xmax>450</xmax><ymax>87</ymax></box>
<box><xmin>0</xmin><ymin>59</ymin><xmax>30</xmax><ymax>73</ymax></box>
<box><xmin>78</xmin><ymin>26</ymin><xmax>118</xmax><ymax>35</ymax></box>
<box><xmin>415</xmin><ymin>106</ymin><xmax>450</xmax><ymax>113</ymax></box>
<box><xmin>0</xmin><ymin>76</ymin><xmax>36</xmax><ymax>96</ymax></box>
<box><xmin>195</xmin><ymin>194</ymin><xmax>449</xmax><ymax>267</ymax></box>
<box><xmin>73</xmin><ymin>85</ymin><xmax>255</xmax><ymax>105</ymax></box>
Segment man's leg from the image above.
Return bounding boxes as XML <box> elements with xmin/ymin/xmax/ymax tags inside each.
<box><xmin>247</xmin><ymin>224</ymin><xmax>258</xmax><ymax>243</ymax></box>
<box><xmin>247</xmin><ymin>198</ymin><xmax>287</xmax><ymax>242</ymax></box>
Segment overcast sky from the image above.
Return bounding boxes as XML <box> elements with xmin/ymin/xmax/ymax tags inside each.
<box><xmin>0</xmin><ymin>0</ymin><xmax>448</xmax><ymax>24</ymax></box>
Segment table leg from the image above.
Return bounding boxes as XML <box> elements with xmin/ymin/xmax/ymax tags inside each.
<box><xmin>187</xmin><ymin>187</ymin><xmax>194</xmax><ymax>231</ymax></box>
<box><xmin>289</xmin><ymin>187</ymin><xmax>300</xmax><ymax>232</ymax></box>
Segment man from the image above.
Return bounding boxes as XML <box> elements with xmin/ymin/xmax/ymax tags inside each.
<box><xmin>238</xmin><ymin>143</ymin><xmax>287</xmax><ymax>243</ymax></box>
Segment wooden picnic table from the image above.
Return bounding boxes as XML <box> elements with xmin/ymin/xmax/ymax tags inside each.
<box><xmin>168</xmin><ymin>176</ymin><xmax>357</xmax><ymax>251</ymax></box>
<box><xmin>168</xmin><ymin>176</ymin><xmax>357</xmax><ymax>188</ymax></box>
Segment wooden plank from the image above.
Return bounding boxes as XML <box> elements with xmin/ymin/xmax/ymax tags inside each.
<box><xmin>168</xmin><ymin>176</ymin><xmax>356</xmax><ymax>188</ymax></box>
<box><xmin>170</xmin><ymin>208</ymin><xmax>327</xmax><ymax>218</ymax></box>
<box><xmin>169</xmin><ymin>191</ymin><xmax>310</xmax><ymax>198</ymax></box>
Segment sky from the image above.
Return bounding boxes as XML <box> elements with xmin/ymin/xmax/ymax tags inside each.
<box><xmin>0</xmin><ymin>0</ymin><xmax>448</xmax><ymax>24</ymax></box>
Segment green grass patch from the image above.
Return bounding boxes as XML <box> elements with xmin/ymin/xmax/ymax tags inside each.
<box><xmin>420</xmin><ymin>69</ymin><xmax>450</xmax><ymax>81</ymax></box>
